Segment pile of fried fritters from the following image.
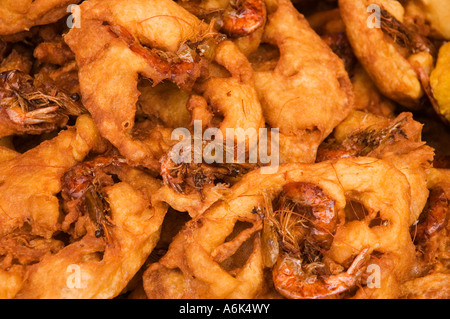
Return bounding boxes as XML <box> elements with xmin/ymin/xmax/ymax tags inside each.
<box><xmin>0</xmin><ymin>0</ymin><xmax>448</xmax><ymax>299</ymax></box>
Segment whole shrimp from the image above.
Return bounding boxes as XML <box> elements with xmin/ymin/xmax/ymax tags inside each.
<box><xmin>256</xmin><ymin>158</ymin><xmax>417</xmax><ymax>298</ymax></box>
<box><xmin>65</xmin><ymin>0</ymin><xmax>224</xmax><ymax>172</ymax></box>
<box><xmin>178</xmin><ymin>0</ymin><xmax>267</xmax><ymax>55</ymax></box>
<box><xmin>61</xmin><ymin>155</ymin><xmax>127</xmax><ymax>239</ymax></box>
<box><xmin>273</xmin><ymin>249</ymin><xmax>369</xmax><ymax>299</ymax></box>
<box><xmin>221</xmin><ymin>0</ymin><xmax>266</xmax><ymax>38</ymax></box>
<box><xmin>0</xmin><ymin>69</ymin><xmax>85</xmax><ymax>138</ymax></box>
<box><xmin>159</xmin><ymin>40</ymin><xmax>263</xmax><ymax>196</ymax></box>
<box><xmin>281</xmin><ymin>182</ymin><xmax>337</xmax><ymax>250</ymax></box>
<box><xmin>178</xmin><ymin>0</ymin><xmax>266</xmax><ymax>38</ymax></box>
<box><xmin>266</xmin><ymin>182</ymin><xmax>370</xmax><ymax>299</ymax></box>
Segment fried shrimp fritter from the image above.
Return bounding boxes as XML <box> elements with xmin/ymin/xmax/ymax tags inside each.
<box><xmin>0</xmin><ymin>0</ymin><xmax>81</xmax><ymax>36</ymax></box>
<box><xmin>350</xmin><ymin>64</ymin><xmax>396</xmax><ymax>118</ymax></box>
<box><xmin>404</xmin><ymin>0</ymin><xmax>450</xmax><ymax>40</ymax></box>
<box><xmin>317</xmin><ymin>110</ymin><xmax>434</xmax><ymax>224</ymax></box>
<box><xmin>307</xmin><ymin>9</ymin><xmax>395</xmax><ymax>118</ymax></box>
<box><xmin>137</xmin><ymin>82</ymin><xmax>191</xmax><ymax>129</ymax></box>
<box><xmin>0</xmin><ymin>0</ymin><xmax>446</xmax><ymax>301</ymax></box>
<box><xmin>0</xmin><ymin>120</ymin><xmax>168</xmax><ymax>299</ymax></box>
<box><xmin>65</xmin><ymin>0</ymin><xmax>221</xmax><ymax>172</ymax></box>
<box><xmin>0</xmin><ymin>115</ymin><xmax>102</xmax><ymax>298</ymax></box>
<box><xmin>178</xmin><ymin>0</ymin><xmax>267</xmax><ymax>56</ymax></box>
<box><xmin>0</xmin><ymin>69</ymin><xmax>85</xmax><ymax>138</ymax></box>
<box><xmin>153</xmin><ymin>39</ymin><xmax>265</xmax><ymax>217</ymax></box>
<box><xmin>195</xmin><ymin>40</ymin><xmax>265</xmax><ymax>143</ymax></box>
<box><xmin>144</xmin><ymin>158</ymin><xmax>416</xmax><ymax>299</ymax></box>
<box><xmin>15</xmin><ymin>160</ymin><xmax>168</xmax><ymax>299</ymax></box>
<box><xmin>0</xmin><ymin>115</ymin><xmax>100</xmax><ymax>239</ymax></box>
<box><xmin>399</xmin><ymin>168</ymin><xmax>450</xmax><ymax>299</ymax></box>
<box><xmin>339</xmin><ymin>0</ymin><xmax>434</xmax><ymax>109</ymax></box>
<box><xmin>251</xmin><ymin>0</ymin><xmax>353</xmax><ymax>164</ymax></box>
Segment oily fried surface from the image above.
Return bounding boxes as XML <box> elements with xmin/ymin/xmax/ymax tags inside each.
<box><xmin>339</xmin><ymin>0</ymin><xmax>431</xmax><ymax>108</ymax></box>
<box><xmin>0</xmin><ymin>0</ymin><xmax>448</xmax><ymax>300</ymax></box>
<box><xmin>252</xmin><ymin>0</ymin><xmax>353</xmax><ymax>163</ymax></box>
<box><xmin>0</xmin><ymin>115</ymin><xmax>100</xmax><ymax>239</ymax></box>
<box><xmin>144</xmin><ymin>158</ymin><xmax>416</xmax><ymax>299</ymax></box>
<box><xmin>0</xmin><ymin>115</ymin><xmax>101</xmax><ymax>298</ymax></box>
<box><xmin>0</xmin><ymin>0</ymin><xmax>81</xmax><ymax>36</ymax></box>
<box><xmin>317</xmin><ymin>110</ymin><xmax>435</xmax><ymax>224</ymax></box>
<box><xmin>0</xmin><ymin>141</ymin><xmax>168</xmax><ymax>298</ymax></box>
<box><xmin>64</xmin><ymin>0</ymin><xmax>217</xmax><ymax>171</ymax></box>
<box><xmin>16</xmin><ymin>179</ymin><xmax>168</xmax><ymax>298</ymax></box>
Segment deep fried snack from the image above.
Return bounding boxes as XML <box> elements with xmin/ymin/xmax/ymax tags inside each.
<box><xmin>268</xmin><ymin>160</ymin><xmax>414</xmax><ymax>299</ymax></box>
<box><xmin>0</xmin><ymin>0</ymin><xmax>446</xmax><ymax>301</ymax></box>
<box><xmin>34</xmin><ymin>37</ymin><xmax>74</xmax><ymax>67</ymax></box>
<box><xmin>339</xmin><ymin>0</ymin><xmax>434</xmax><ymax>109</ymax></box>
<box><xmin>268</xmin><ymin>182</ymin><xmax>369</xmax><ymax>299</ymax></box>
<box><xmin>0</xmin><ymin>69</ymin><xmax>86</xmax><ymax>138</ymax></box>
<box><xmin>143</xmin><ymin>182</ymin><xmax>265</xmax><ymax>298</ymax></box>
<box><xmin>404</xmin><ymin>0</ymin><xmax>450</xmax><ymax>40</ymax></box>
<box><xmin>0</xmin><ymin>115</ymin><xmax>101</xmax><ymax>298</ymax></box>
<box><xmin>151</xmin><ymin>182</ymin><xmax>230</xmax><ymax>219</ymax></box>
<box><xmin>350</xmin><ymin>64</ymin><xmax>396</xmax><ymax>118</ymax></box>
<box><xmin>178</xmin><ymin>0</ymin><xmax>266</xmax><ymax>38</ymax></box>
<box><xmin>141</xmin><ymin>40</ymin><xmax>265</xmax><ymax>211</ymax></box>
<box><xmin>307</xmin><ymin>9</ymin><xmax>395</xmax><ymax>118</ymax></box>
<box><xmin>252</xmin><ymin>0</ymin><xmax>353</xmax><ymax>163</ymax></box>
<box><xmin>0</xmin><ymin>233</ymin><xmax>64</xmax><ymax>299</ymax></box>
<box><xmin>317</xmin><ymin>110</ymin><xmax>434</xmax><ymax>224</ymax></box>
<box><xmin>307</xmin><ymin>8</ymin><xmax>356</xmax><ymax>74</ymax></box>
<box><xmin>29</xmin><ymin>23</ymin><xmax>81</xmax><ymax>95</ymax></box>
<box><xmin>155</xmin><ymin>40</ymin><xmax>264</xmax><ymax>216</ymax></box>
<box><xmin>399</xmin><ymin>273</ymin><xmax>450</xmax><ymax>299</ymax></box>
<box><xmin>65</xmin><ymin>0</ymin><xmax>221</xmax><ymax>172</ymax></box>
<box><xmin>14</xmin><ymin>157</ymin><xmax>168</xmax><ymax>298</ymax></box>
<box><xmin>322</xmin><ymin>159</ymin><xmax>416</xmax><ymax>299</ymax></box>
<box><xmin>0</xmin><ymin>0</ymin><xmax>81</xmax><ymax>36</ymax></box>
<box><xmin>0</xmin><ymin>44</ymin><xmax>34</xmax><ymax>74</ymax></box>
<box><xmin>418</xmin><ymin>168</ymin><xmax>450</xmax><ymax>269</ymax></box>
<box><xmin>158</xmin><ymin>136</ymin><xmax>257</xmax><ymax>217</ymax></box>
<box><xmin>399</xmin><ymin>168</ymin><xmax>450</xmax><ymax>299</ymax></box>
<box><xmin>0</xmin><ymin>114</ymin><xmax>100</xmax><ymax>239</ymax></box>
<box><xmin>137</xmin><ymin>82</ymin><xmax>191</xmax><ymax>129</ymax></box>
<box><xmin>34</xmin><ymin>60</ymin><xmax>80</xmax><ymax>96</ymax></box>
<box><xmin>178</xmin><ymin>0</ymin><xmax>267</xmax><ymax>56</ymax></box>
<box><xmin>143</xmin><ymin>157</ymin><xmax>416</xmax><ymax>299</ymax></box>
<box><xmin>193</xmin><ymin>40</ymin><xmax>265</xmax><ymax>143</ymax></box>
